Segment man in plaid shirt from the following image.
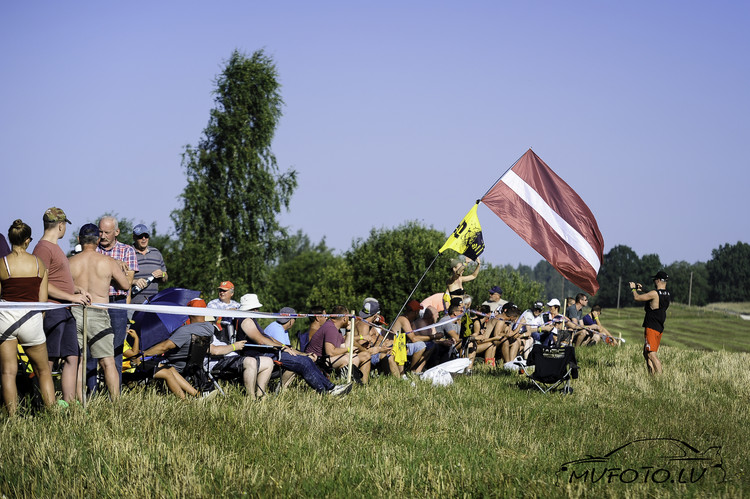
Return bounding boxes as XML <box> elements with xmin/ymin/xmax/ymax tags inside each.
<box><xmin>88</xmin><ymin>215</ymin><xmax>137</xmax><ymax>391</ymax></box>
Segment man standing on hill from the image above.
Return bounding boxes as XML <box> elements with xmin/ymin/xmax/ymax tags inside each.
<box><xmin>96</xmin><ymin>216</ymin><xmax>137</xmax><ymax>389</ymax></box>
<box><xmin>130</xmin><ymin>224</ymin><xmax>167</xmax><ymax>306</ymax></box>
<box><xmin>69</xmin><ymin>223</ymin><xmax>131</xmax><ymax>400</ymax></box>
<box><xmin>33</xmin><ymin>207</ymin><xmax>91</xmax><ymax>403</ymax></box>
<box><xmin>630</xmin><ymin>271</ymin><xmax>671</xmax><ymax>375</ymax></box>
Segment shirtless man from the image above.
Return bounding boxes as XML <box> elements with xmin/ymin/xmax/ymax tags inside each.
<box><xmin>486</xmin><ymin>302</ymin><xmax>523</xmax><ymax>364</ymax></box>
<box><xmin>68</xmin><ymin>223</ymin><xmax>131</xmax><ymax>399</ymax></box>
<box><xmin>390</xmin><ymin>300</ymin><xmax>435</xmax><ymax>375</ymax></box>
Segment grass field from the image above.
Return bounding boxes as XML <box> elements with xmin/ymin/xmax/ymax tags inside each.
<box><xmin>1</xmin><ymin>305</ymin><xmax>749</xmax><ymax>498</ymax></box>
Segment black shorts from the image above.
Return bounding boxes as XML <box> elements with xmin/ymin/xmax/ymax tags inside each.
<box><xmin>43</xmin><ymin>307</ymin><xmax>79</xmax><ymax>358</ymax></box>
<box><xmin>211</xmin><ymin>356</ymin><xmax>245</xmax><ymax>379</ymax></box>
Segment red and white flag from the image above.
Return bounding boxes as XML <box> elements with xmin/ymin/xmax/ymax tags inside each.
<box><xmin>481</xmin><ymin>149</ymin><xmax>604</xmax><ymax>294</ymax></box>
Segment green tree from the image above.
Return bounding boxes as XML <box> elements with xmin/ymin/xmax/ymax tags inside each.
<box><xmin>346</xmin><ymin>221</ymin><xmax>453</xmax><ymax>320</ymax></box>
<box><xmin>264</xmin><ymin>231</ymin><xmax>337</xmax><ymax>313</ymax></box>
<box><xmin>464</xmin><ymin>263</ymin><xmax>544</xmax><ymax>311</ymax></box>
<box><xmin>707</xmin><ymin>241</ymin><xmax>750</xmax><ymax>302</ymax></box>
<box><xmin>530</xmin><ymin>260</ymin><xmax>585</xmax><ymax>303</ymax></box>
<box><xmin>307</xmin><ymin>258</ymin><xmax>356</xmax><ymax>312</ymax></box>
<box><xmin>639</xmin><ymin>253</ymin><xmax>664</xmax><ymax>283</ymax></box>
<box><xmin>665</xmin><ymin>261</ymin><xmax>709</xmax><ymax>306</ymax></box>
<box><xmin>594</xmin><ymin>244</ymin><xmax>642</xmax><ymax>307</ymax></box>
<box><xmin>169</xmin><ymin>50</ymin><xmax>297</xmax><ymax>295</ymax></box>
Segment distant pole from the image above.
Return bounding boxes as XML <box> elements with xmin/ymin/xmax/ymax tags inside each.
<box><xmin>561</xmin><ymin>275</ymin><xmax>564</xmax><ymax>303</ymax></box>
<box><xmin>346</xmin><ymin>312</ymin><xmax>355</xmax><ymax>384</ymax></box>
<box><xmin>81</xmin><ymin>306</ymin><xmax>88</xmax><ymax>408</ymax></box>
<box><xmin>617</xmin><ymin>276</ymin><xmax>622</xmax><ymax>309</ymax></box>
<box><xmin>688</xmin><ymin>271</ymin><xmax>694</xmax><ymax>307</ymax></box>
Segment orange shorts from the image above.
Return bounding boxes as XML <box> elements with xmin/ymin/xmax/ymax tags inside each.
<box><xmin>644</xmin><ymin>327</ymin><xmax>662</xmax><ymax>352</ymax></box>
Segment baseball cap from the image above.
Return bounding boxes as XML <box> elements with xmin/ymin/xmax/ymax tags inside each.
<box><xmin>277</xmin><ymin>307</ymin><xmax>296</xmax><ymax>324</ymax></box>
<box><xmin>79</xmin><ymin>223</ymin><xmax>99</xmax><ymax>238</ymax></box>
<box><xmin>358</xmin><ymin>299</ymin><xmax>381</xmax><ymax>318</ymax></box>
<box><xmin>187</xmin><ymin>298</ymin><xmax>207</xmax><ymax>308</ymax></box>
<box><xmin>218</xmin><ymin>281</ymin><xmax>234</xmax><ymax>290</ymax></box>
<box><xmin>43</xmin><ymin>207</ymin><xmax>71</xmax><ymax>225</ymax></box>
<box><xmin>651</xmin><ymin>271</ymin><xmax>669</xmax><ymax>281</ymax></box>
<box><xmin>405</xmin><ymin>299</ymin><xmax>423</xmax><ymax>313</ymax></box>
<box><xmin>489</xmin><ymin>286</ymin><xmax>503</xmax><ymax>295</ymax></box>
<box><xmin>533</xmin><ymin>301</ymin><xmax>544</xmax><ymax>310</ymax></box>
<box><xmin>547</xmin><ymin>298</ymin><xmax>561</xmax><ymax>307</ymax></box>
<box><xmin>132</xmin><ymin>224</ymin><xmax>149</xmax><ymax>237</ymax></box>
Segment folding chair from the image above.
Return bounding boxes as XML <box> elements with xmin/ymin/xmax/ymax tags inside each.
<box><xmin>181</xmin><ymin>334</ymin><xmax>224</xmax><ymax>396</ymax></box>
<box><xmin>524</xmin><ymin>344</ymin><xmax>578</xmax><ymax>394</ymax></box>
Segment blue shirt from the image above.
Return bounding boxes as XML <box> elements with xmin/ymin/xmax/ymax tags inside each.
<box><xmin>264</xmin><ymin>321</ymin><xmax>290</xmax><ymax>346</ymax></box>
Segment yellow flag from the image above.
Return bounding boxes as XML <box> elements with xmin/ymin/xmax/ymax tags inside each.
<box><xmin>439</xmin><ymin>203</ymin><xmax>485</xmax><ymax>260</ymax></box>
<box><xmin>393</xmin><ymin>333</ymin><xmax>407</xmax><ymax>366</ymax></box>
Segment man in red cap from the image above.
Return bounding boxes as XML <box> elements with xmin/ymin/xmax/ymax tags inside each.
<box><xmin>207</xmin><ymin>281</ymin><xmax>240</xmax><ymax>341</ymax></box>
<box><xmin>208</xmin><ymin>281</ymin><xmax>240</xmax><ymax>310</ymax></box>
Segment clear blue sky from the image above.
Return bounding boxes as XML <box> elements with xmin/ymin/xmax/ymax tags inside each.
<box><xmin>2</xmin><ymin>1</ymin><xmax>748</xmax><ymax>270</ymax></box>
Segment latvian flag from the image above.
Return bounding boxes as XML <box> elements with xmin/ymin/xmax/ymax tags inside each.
<box><xmin>481</xmin><ymin>149</ymin><xmax>604</xmax><ymax>294</ymax></box>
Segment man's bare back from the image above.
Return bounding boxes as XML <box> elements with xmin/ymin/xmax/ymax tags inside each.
<box><xmin>69</xmin><ymin>247</ymin><xmax>130</xmax><ymax>304</ymax></box>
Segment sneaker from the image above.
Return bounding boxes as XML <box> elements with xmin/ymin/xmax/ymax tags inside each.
<box><xmin>201</xmin><ymin>390</ymin><xmax>219</xmax><ymax>401</ymax></box>
<box><xmin>329</xmin><ymin>382</ymin><xmax>352</xmax><ymax>397</ymax></box>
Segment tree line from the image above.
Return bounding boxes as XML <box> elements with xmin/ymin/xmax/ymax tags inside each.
<box><xmin>77</xmin><ymin>49</ymin><xmax>749</xmax><ymax>321</ymax></box>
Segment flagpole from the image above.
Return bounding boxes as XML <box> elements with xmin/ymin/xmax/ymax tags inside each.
<box><xmin>378</xmin><ymin>253</ymin><xmax>440</xmax><ymax>346</ymax></box>
<box><xmin>479</xmin><ymin>149</ymin><xmax>529</xmax><ymax>201</ymax></box>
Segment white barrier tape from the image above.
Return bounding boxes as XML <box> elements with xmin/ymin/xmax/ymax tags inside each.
<box><xmin>0</xmin><ymin>302</ymin><xmax>71</xmax><ymax>311</ymax></box>
<box><xmin>0</xmin><ymin>300</ymin><xmax>351</xmax><ymax>321</ymax></box>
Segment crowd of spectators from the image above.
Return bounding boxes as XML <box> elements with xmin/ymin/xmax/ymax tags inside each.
<box><xmin>0</xmin><ymin>212</ymin><xmax>621</xmax><ymax>415</ymax></box>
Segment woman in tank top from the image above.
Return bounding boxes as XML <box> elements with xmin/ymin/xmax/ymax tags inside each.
<box><xmin>445</xmin><ymin>257</ymin><xmax>481</xmax><ymax>303</ymax></box>
<box><xmin>0</xmin><ymin>220</ymin><xmax>56</xmax><ymax>415</ymax></box>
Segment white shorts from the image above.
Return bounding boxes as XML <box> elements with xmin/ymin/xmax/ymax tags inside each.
<box><xmin>0</xmin><ymin>307</ymin><xmax>46</xmax><ymax>347</ymax></box>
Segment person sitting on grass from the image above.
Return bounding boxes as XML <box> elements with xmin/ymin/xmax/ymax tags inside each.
<box><xmin>305</xmin><ymin>305</ymin><xmax>383</xmax><ymax>385</ymax></box>
<box><xmin>353</xmin><ymin>298</ymin><xmax>393</xmax><ymax>376</ymax></box>
<box><xmin>486</xmin><ymin>302</ymin><xmax>523</xmax><ymax>364</ymax></box>
<box><xmin>518</xmin><ymin>301</ymin><xmax>549</xmax><ymax>357</ymax></box>
<box><xmin>530</xmin><ymin>299</ymin><xmax>578</xmax><ymax>347</ymax></box>
<box><xmin>236</xmin><ymin>294</ymin><xmax>351</xmax><ymax>396</ymax></box>
<box><xmin>207</xmin><ymin>333</ymin><xmax>274</xmax><ymax>400</ymax></box>
<box><xmin>582</xmin><ymin>305</ymin><xmax>617</xmax><ymax>345</ymax></box>
<box><xmin>132</xmin><ymin>299</ymin><xmax>215</xmax><ymax>399</ymax></box>
<box><xmin>428</xmin><ymin>304</ymin><xmax>463</xmax><ymax>366</ymax></box>
<box><xmin>466</xmin><ymin>304</ymin><xmax>503</xmax><ymax>368</ymax></box>
<box><xmin>389</xmin><ymin>300</ymin><xmax>435</xmax><ymax>376</ymax></box>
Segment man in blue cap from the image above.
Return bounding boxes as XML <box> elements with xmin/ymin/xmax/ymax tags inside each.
<box><xmin>482</xmin><ymin>285</ymin><xmax>507</xmax><ymax>313</ymax></box>
<box><xmin>130</xmin><ymin>224</ymin><xmax>167</xmax><ymax>305</ymax></box>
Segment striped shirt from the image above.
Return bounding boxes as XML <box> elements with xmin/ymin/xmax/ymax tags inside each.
<box><xmin>97</xmin><ymin>241</ymin><xmax>138</xmax><ymax>297</ymax></box>
<box><xmin>132</xmin><ymin>246</ymin><xmax>167</xmax><ymax>303</ymax></box>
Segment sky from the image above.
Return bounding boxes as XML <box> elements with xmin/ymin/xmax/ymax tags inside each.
<box><xmin>2</xmin><ymin>1</ymin><xmax>748</xmax><ymax>270</ymax></box>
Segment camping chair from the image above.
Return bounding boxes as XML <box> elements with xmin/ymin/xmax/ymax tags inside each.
<box><xmin>298</xmin><ymin>330</ymin><xmax>310</xmax><ymax>353</ymax></box>
<box><xmin>181</xmin><ymin>334</ymin><xmax>224</xmax><ymax>396</ymax></box>
<box><xmin>524</xmin><ymin>344</ymin><xmax>578</xmax><ymax>394</ymax></box>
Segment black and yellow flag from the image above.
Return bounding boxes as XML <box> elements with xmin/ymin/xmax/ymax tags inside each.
<box><xmin>439</xmin><ymin>203</ymin><xmax>485</xmax><ymax>261</ymax></box>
